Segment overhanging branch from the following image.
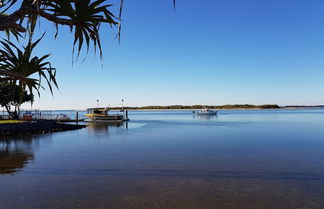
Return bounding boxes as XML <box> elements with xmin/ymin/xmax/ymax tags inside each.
<box><xmin>0</xmin><ymin>69</ymin><xmax>27</xmax><ymax>82</ymax></box>
<box><xmin>0</xmin><ymin>6</ymin><xmax>32</xmax><ymax>32</ymax></box>
<box><xmin>38</xmin><ymin>10</ymin><xmax>81</xmax><ymax>26</ymax></box>
<box><xmin>0</xmin><ymin>7</ymin><xmax>85</xmax><ymax>32</ymax></box>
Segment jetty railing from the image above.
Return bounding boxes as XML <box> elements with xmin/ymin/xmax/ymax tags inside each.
<box><xmin>18</xmin><ymin>110</ymin><xmax>87</xmax><ymax>122</ymax></box>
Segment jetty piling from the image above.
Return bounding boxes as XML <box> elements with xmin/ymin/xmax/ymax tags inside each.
<box><xmin>122</xmin><ymin>110</ymin><xmax>129</xmax><ymax>121</ymax></box>
<box><xmin>76</xmin><ymin>112</ymin><xmax>79</xmax><ymax>124</ymax></box>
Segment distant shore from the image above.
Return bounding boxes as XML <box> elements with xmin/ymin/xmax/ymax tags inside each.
<box><xmin>20</xmin><ymin>105</ymin><xmax>324</xmax><ymax>112</ymax></box>
<box><xmin>107</xmin><ymin>105</ymin><xmax>324</xmax><ymax>111</ymax></box>
<box><xmin>123</xmin><ymin>107</ymin><xmax>323</xmax><ymax>111</ymax></box>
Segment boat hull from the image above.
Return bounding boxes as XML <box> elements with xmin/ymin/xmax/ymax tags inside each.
<box><xmin>85</xmin><ymin>114</ymin><xmax>124</xmax><ymax>121</ymax></box>
<box><xmin>196</xmin><ymin>109</ymin><xmax>218</xmax><ymax>115</ymax></box>
<box><xmin>197</xmin><ymin>111</ymin><xmax>217</xmax><ymax>115</ymax></box>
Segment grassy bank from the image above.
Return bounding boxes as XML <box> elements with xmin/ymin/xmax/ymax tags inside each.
<box><xmin>0</xmin><ymin>120</ymin><xmax>26</xmax><ymax>124</ymax></box>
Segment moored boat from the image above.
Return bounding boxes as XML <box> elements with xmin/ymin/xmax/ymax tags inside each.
<box><xmin>85</xmin><ymin>108</ymin><xmax>124</xmax><ymax>122</ymax></box>
<box><xmin>196</xmin><ymin>109</ymin><xmax>218</xmax><ymax>115</ymax></box>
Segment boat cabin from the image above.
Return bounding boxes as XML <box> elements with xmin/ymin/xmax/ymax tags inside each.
<box><xmin>85</xmin><ymin>107</ymin><xmax>124</xmax><ymax>121</ymax></box>
<box><xmin>87</xmin><ymin>108</ymin><xmax>109</xmax><ymax>115</ymax></box>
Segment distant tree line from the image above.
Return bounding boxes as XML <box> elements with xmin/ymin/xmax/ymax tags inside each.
<box><xmin>110</xmin><ymin>104</ymin><xmax>281</xmax><ymax>110</ymax></box>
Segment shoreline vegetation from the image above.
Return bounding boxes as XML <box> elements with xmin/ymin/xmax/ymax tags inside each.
<box><xmin>23</xmin><ymin>104</ymin><xmax>324</xmax><ymax>112</ymax></box>
<box><xmin>107</xmin><ymin>104</ymin><xmax>324</xmax><ymax>110</ymax></box>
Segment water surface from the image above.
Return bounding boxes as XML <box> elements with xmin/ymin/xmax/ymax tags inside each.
<box><xmin>1</xmin><ymin>109</ymin><xmax>324</xmax><ymax>209</ymax></box>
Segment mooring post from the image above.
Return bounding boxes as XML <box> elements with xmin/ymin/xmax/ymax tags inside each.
<box><xmin>126</xmin><ymin>110</ymin><xmax>128</xmax><ymax>120</ymax></box>
<box><xmin>76</xmin><ymin>111</ymin><xmax>79</xmax><ymax>124</ymax></box>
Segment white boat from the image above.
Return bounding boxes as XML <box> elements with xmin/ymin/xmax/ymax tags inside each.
<box><xmin>196</xmin><ymin>109</ymin><xmax>218</xmax><ymax>115</ymax></box>
<box><xmin>85</xmin><ymin>108</ymin><xmax>124</xmax><ymax>122</ymax></box>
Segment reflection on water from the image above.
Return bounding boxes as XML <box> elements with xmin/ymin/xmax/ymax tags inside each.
<box><xmin>87</xmin><ymin>121</ymin><xmax>127</xmax><ymax>135</ymax></box>
<box><xmin>0</xmin><ymin>136</ymin><xmax>35</xmax><ymax>175</ymax></box>
<box><xmin>193</xmin><ymin>114</ymin><xmax>218</xmax><ymax>120</ymax></box>
<box><xmin>1</xmin><ymin>109</ymin><xmax>324</xmax><ymax>209</ymax></box>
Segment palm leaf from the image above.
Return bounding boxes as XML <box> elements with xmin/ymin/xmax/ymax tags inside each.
<box><xmin>0</xmin><ymin>36</ymin><xmax>58</xmax><ymax>97</ymax></box>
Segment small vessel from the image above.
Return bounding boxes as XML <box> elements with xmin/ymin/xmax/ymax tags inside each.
<box><xmin>85</xmin><ymin>108</ymin><xmax>124</xmax><ymax>122</ymax></box>
<box><xmin>196</xmin><ymin>109</ymin><xmax>218</xmax><ymax>115</ymax></box>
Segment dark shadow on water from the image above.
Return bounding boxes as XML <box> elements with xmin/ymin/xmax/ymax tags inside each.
<box><xmin>0</xmin><ymin>135</ymin><xmax>35</xmax><ymax>175</ymax></box>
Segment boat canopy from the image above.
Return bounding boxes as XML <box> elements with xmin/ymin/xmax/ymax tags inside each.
<box><xmin>87</xmin><ymin>108</ymin><xmax>109</xmax><ymax>114</ymax></box>
<box><xmin>87</xmin><ymin>107</ymin><xmax>109</xmax><ymax>110</ymax></box>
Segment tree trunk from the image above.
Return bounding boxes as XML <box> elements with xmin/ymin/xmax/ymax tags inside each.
<box><xmin>5</xmin><ymin>105</ymin><xmax>19</xmax><ymax>120</ymax></box>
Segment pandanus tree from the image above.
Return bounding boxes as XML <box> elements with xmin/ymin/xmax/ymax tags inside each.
<box><xmin>0</xmin><ymin>0</ymin><xmax>123</xmax><ymax>83</ymax></box>
<box><xmin>0</xmin><ymin>35</ymin><xmax>58</xmax><ymax>118</ymax></box>
<box><xmin>0</xmin><ymin>36</ymin><xmax>58</xmax><ymax>96</ymax></box>
<box><xmin>0</xmin><ymin>0</ymin><xmax>125</xmax><ymax>117</ymax></box>
<box><xmin>0</xmin><ymin>82</ymin><xmax>33</xmax><ymax>119</ymax></box>
<box><xmin>0</xmin><ymin>0</ymin><xmax>176</xmax><ymax>93</ymax></box>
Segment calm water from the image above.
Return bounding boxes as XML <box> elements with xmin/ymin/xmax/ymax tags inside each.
<box><xmin>1</xmin><ymin>109</ymin><xmax>324</xmax><ymax>209</ymax></box>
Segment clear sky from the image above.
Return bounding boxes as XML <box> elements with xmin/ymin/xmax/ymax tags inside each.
<box><xmin>19</xmin><ymin>0</ymin><xmax>324</xmax><ymax>110</ymax></box>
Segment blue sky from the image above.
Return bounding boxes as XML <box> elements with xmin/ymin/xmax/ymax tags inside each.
<box><xmin>19</xmin><ymin>0</ymin><xmax>324</xmax><ymax>110</ymax></box>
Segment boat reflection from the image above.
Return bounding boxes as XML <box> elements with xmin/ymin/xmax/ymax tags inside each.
<box><xmin>193</xmin><ymin>114</ymin><xmax>218</xmax><ymax>120</ymax></box>
<box><xmin>0</xmin><ymin>136</ymin><xmax>35</xmax><ymax>175</ymax></box>
<box><xmin>87</xmin><ymin>121</ymin><xmax>128</xmax><ymax>135</ymax></box>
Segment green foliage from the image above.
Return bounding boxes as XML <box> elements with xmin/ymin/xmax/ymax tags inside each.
<box><xmin>0</xmin><ymin>82</ymin><xmax>34</xmax><ymax>119</ymax></box>
<box><xmin>1</xmin><ymin>0</ymin><xmax>120</xmax><ymax>61</ymax></box>
<box><xmin>0</xmin><ymin>0</ymin><xmax>129</xmax><ymax>101</ymax></box>
<box><xmin>0</xmin><ymin>36</ymin><xmax>58</xmax><ymax>97</ymax></box>
<box><xmin>258</xmin><ymin>104</ymin><xmax>280</xmax><ymax>109</ymax></box>
<box><xmin>0</xmin><ymin>0</ymin><xmax>175</xmax><ymax>104</ymax></box>
<box><xmin>42</xmin><ymin>0</ymin><xmax>118</xmax><ymax>58</ymax></box>
<box><xmin>109</xmin><ymin>104</ymin><xmax>281</xmax><ymax>110</ymax></box>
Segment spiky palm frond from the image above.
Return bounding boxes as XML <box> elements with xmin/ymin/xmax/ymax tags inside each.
<box><xmin>0</xmin><ymin>36</ymin><xmax>58</xmax><ymax>97</ymax></box>
<box><xmin>0</xmin><ymin>0</ymin><xmax>18</xmax><ymax>13</ymax></box>
<box><xmin>42</xmin><ymin>0</ymin><xmax>118</xmax><ymax>58</ymax></box>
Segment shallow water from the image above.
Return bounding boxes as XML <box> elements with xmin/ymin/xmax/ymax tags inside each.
<box><xmin>1</xmin><ymin>109</ymin><xmax>324</xmax><ymax>209</ymax></box>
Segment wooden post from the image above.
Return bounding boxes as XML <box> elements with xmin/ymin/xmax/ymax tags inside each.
<box><xmin>126</xmin><ymin>110</ymin><xmax>128</xmax><ymax>120</ymax></box>
<box><xmin>76</xmin><ymin>112</ymin><xmax>79</xmax><ymax>124</ymax></box>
